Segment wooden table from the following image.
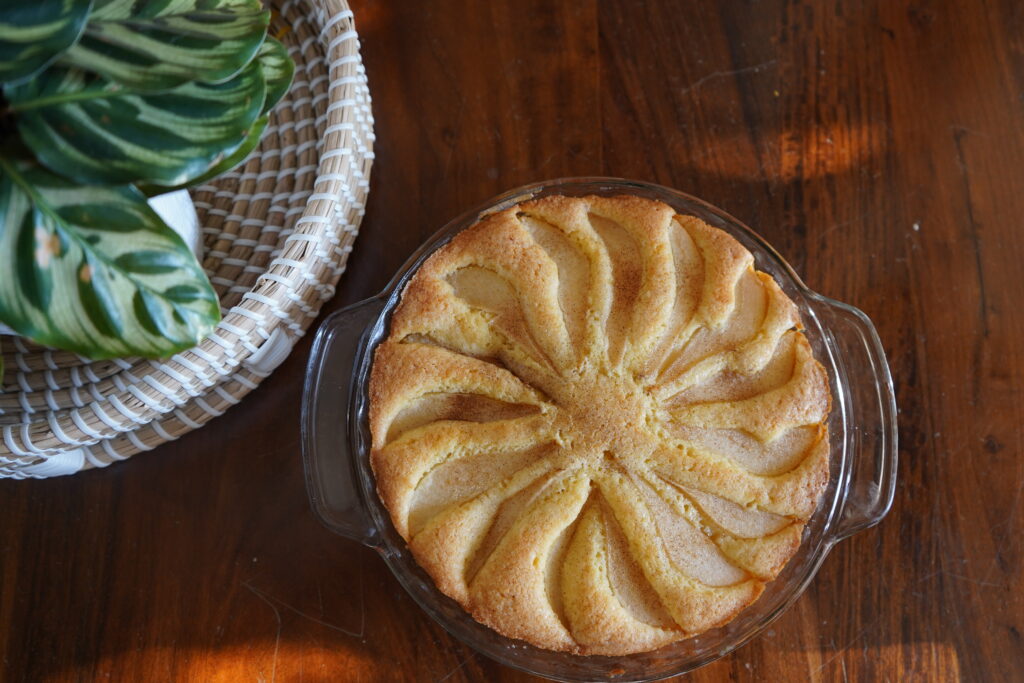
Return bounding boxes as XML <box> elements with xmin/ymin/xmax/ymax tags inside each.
<box><xmin>2</xmin><ymin>0</ymin><xmax>1021</xmax><ymax>680</ymax></box>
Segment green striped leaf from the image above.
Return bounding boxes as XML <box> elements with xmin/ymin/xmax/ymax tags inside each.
<box><xmin>257</xmin><ymin>38</ymin><xmax>294</xmax><ymax>115</ymax></box>
<box><xmin>142</xmin><ymin>114</ymin><xmax>268</xmax><ymax>195</ymax></box>
<box><xmin>90</xmin><ymin>0</ymin><xmax>206</xmax><ymax>20</ymax></box>
<box><xmin>7</xmin><ymin>59</ymin><xmax>266</xmax><ymax>187</ymax></box>
<box><xmin>0</xmin><ymin>0</ymin><xmax>92</xmax><ymax>84</ymax></box>
<box><xmin>63</xmin><ymin>0</ymin><xmax>269</xmax><ymax>92</ymax></box>
<box><xmin>144</xmin><ymin>39</ymin><xmax>293</xmax><ymax>193</ymax></box>
<box><xmin>0</xmin><ymin>155</ymin><xmax>219</xmax><ymax>359</ymax></box>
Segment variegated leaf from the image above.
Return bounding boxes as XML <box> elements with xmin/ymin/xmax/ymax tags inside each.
<box><xmin>0</xmin><ymin>0</ymin><xmax>92</xmax><ymax>84</ymax></box>
<box><xmin>143</xmin><ymin>114</ymin><xmax>269</xmax><ymax>196</ymax></box>
<box><xmin>257</xmin><ymin>38</ymin><xmax>294</xmax><ymax>115</ymax></box>
<box><xmin>7</xmin><ymin>59</ymin><xmax>266</xmax><ymax>187</ymax></box>
<box><xmin>0</xmin><ymin>155</ymin><xmax>219</xmax><ymax>359</ymax></box>
<box><xmin>142</xmin><ymin>38</ymin><xmax>294</xmax><ymax>194</ymax></box>
<box><xmin>64</xmin><ymin>0</ymin><xmax>269</xmax><ymax>91</ymax></box>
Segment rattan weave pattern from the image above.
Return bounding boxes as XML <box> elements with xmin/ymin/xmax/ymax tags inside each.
<box><xmin>0</xmin><ymin>0</ymin><xmax>374</xmax><ymax>478</ymax></box>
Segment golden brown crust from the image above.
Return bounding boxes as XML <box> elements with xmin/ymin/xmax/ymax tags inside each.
<box><xmin>368</xmin><ymin>195</ymin><xmax>832</xmax><ymax>655</ymax></box>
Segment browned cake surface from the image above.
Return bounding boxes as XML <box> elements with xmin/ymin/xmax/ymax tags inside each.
<box><xmin>368</xmin><ymin>195</ymin><xmax>831</xmax><ymax>655</ymax></box>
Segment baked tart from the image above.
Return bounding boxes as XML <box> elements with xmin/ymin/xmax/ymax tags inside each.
<box><xmin>368</xmin><ymin>194</ymin><xmax>831</xmax><ymax>655</ymax></box>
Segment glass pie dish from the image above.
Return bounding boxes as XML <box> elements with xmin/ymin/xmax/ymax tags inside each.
<box><xmin>301</xmin><ymin>178</ymin><xmax>898</xmax><ymax>681</ymax></box>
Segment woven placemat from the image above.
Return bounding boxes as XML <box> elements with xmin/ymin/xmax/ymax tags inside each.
<box><xmin>0</xmin><ymin>0</ymin><xmax>374</xmax><ymax>478</ymax></box>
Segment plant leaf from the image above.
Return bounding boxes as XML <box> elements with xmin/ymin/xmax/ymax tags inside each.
<box><xmin>0</xmin><ymin>0</ymin><xmax>92</xmax><ymax>84</ymax></box>
<box><xmin>7</xmin><ymin>59</ymin><xmax>266</xmax><ymax>187</ymax></box>
<box><xmin>138</xmin><ymin>38</ymin><xmax>293</xmax><ymax>193</ymax></box>
<box><xmin>140</xmin><ymin>114</ymin><xmax>268</xmax><ymax>196</ymax></box>
<box><xmin>63</xmin><ymin>0</ymin><xmax>270</xmax><ymax>92</ymax></box>
<box><xmin>188</xmin><ymin>114</ymin><xmax>270</xmax><ymax>183</ymax></box>
<box><xmin>0</xmin><ymin>154</ymin><xmax>220</xmax><ymax>359</ymax></box>
<box><xmin>257</xmin><ymin>38</ymin><xmax>294</xmax><ymax>115</ymax></box>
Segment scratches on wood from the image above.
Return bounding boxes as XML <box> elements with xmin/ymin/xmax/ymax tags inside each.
<box><xmin>242</xmin><ymin>579</ymin><xmax>367</xmax><ymax>641</ymax></box>
<box><xmin>244</xmin><ymin>582</ymin><xmax>282</xmax><ymax>683</ymax></box>
<box><xmin>676</xmin><ymin>60</ymin><xmax>780</xmax><ymax>98</ymax></box>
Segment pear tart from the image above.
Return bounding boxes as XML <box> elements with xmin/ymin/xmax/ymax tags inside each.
<box><xmin>368</xmin><ymin>195</ymin><xmax>831</xmax><ymax>655</ymax></box>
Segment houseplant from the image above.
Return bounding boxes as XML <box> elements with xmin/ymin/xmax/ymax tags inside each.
<box><xmin>0</xmin><ymin>0</ymin><xmax>294</xmax><ymax>374</ymax></box>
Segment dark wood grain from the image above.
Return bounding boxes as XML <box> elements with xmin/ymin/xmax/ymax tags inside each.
<box><xmin>2</xmin><ymin>0</ymin><xmax>1022</xmax><ymax>680</ymax></box>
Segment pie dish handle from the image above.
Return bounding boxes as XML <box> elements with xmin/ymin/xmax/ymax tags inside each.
<box><xmin>810</xmin><ymin>295</ymin><xmax>899</xmax><ymax>542</ymax></box>
<box><xmin>302</xmin><ymin>296</ymin><xmax>386</xmax><ymax>548</ymax></box>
